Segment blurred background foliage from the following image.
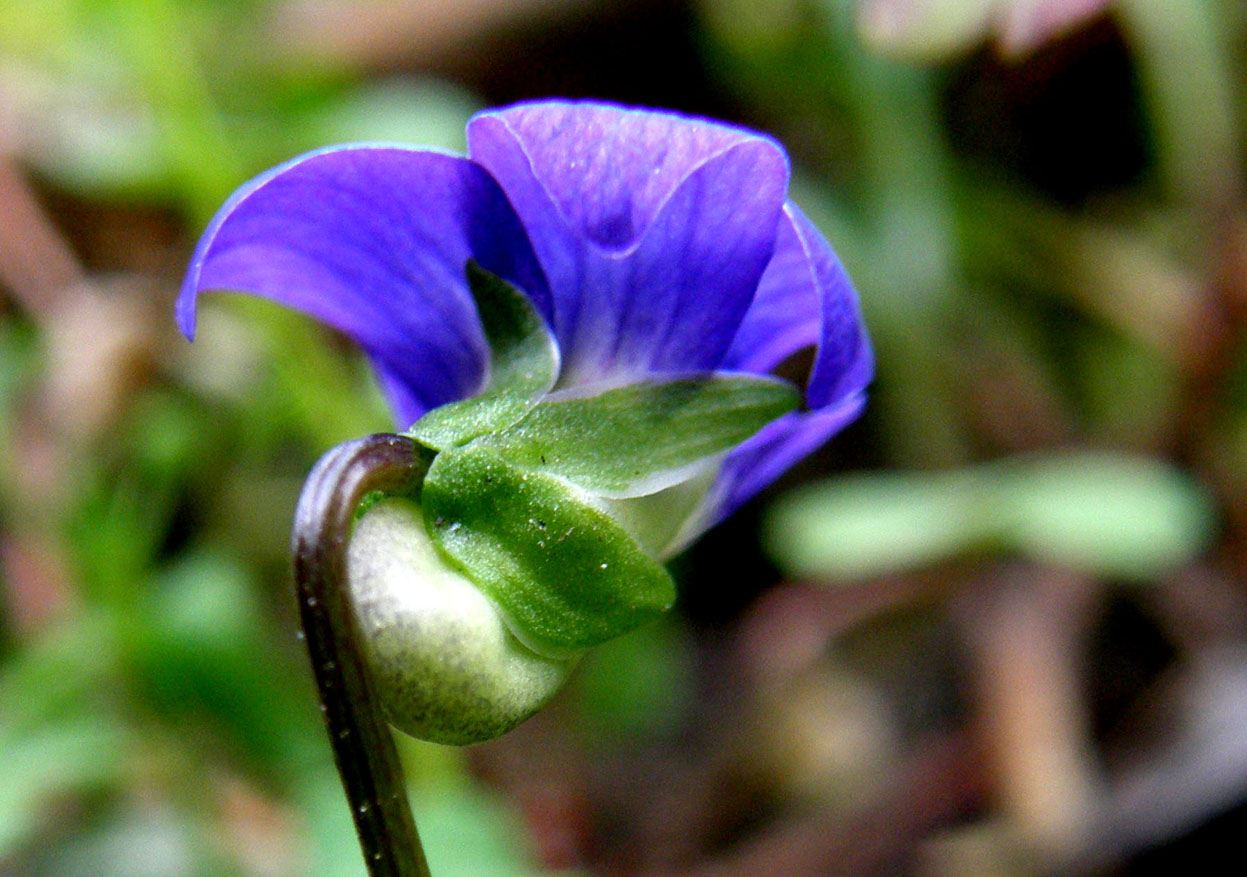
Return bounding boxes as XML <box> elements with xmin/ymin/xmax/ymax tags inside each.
<box><xmin>2</xmin><ymin>0</ymin><xmax>1246</xmax><ymax>873</ymax></box>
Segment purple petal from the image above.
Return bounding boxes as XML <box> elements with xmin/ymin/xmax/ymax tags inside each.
<box><xmin>468</xmin><ymin>101</ymin><xmax>767</xmax><ymax>250</ymax></box>
<box><xmin>724</xmin><ymin>202</ymin><xmax>873</xmax><ymax>407</ymax></box>
<box><xmin>722</xmin><ymin>204</ymin><xmax>821</xmax><ymax>375</ymax></box>
<box><xmin>704</xmin><ymin>393</ymin><xmax>868</xmax><ymax>528</ymax></box>
<box><xmin>179</xmin><ymin>144</ymin><xmax>549</xmax><ymax>425</ymax></box>
<box><xmin>467</xmin><ymin>100</ymin><xmax>789</xmax><ymax>385</ymax></box>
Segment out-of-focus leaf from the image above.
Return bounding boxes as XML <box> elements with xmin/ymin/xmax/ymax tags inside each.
<box><xmin>573</xmin><ymin>616</ymin><xmax>695</xmax><ymax>740</ymax></box>
<box><xmin>765</xmin><ymin>470</ymin><xmax>995</xmax><ymax>581</ymax></box>
<box><xmin>0</xmin><ymin>319</ymin><xmax>38</xmax><ymax>490</ymax></box>
<box><xmin>995</xmin><ymin>451</ymin><xmax>1214</xmax><ymax>581</ymax></box>
<box><xmin>127</xmin><ymin>550</ymin><xmax>321</xmax><ymax>771</ymax></box>
<box><xmin>415</xmin><ymin>780</ymin><xmax>559</xmax><ymax>877</ymax></box>
<box><xmin>293</xmin><ymin>770</ymin><xmax>377</xmax><ymax>877</ymax></box>
<box><xmin>1118</xmin><ymin>0</ymin><xmax>1239</xmax><ymax>205</ymax></box>
<box><xmin>964</xmin><ymin>185</ymin><xmax>1204</xmax><ymax>363</ymax></box>
<box><xmin>0</xmin><ymin>613</ymin><xmax>117</xmax><ymax>734</ymax></box>
<box><xmin>1078</xmin><ymin>329</ymin><xmax>1180</xmax><ymax>446</ymax></box>
<box><xmin>1</xmin><ymin>60</ymin><xmax>171</xmax><ymax>198</ymax></box>
<box><xmin>29</xmin><ymin>802</ymin><xmax>207</xmax><ymax>877</ymax></box>
<box><xmin>69</xmin><ymin>465</ymin><xmax>176</xmax><ymax>607</ymax></box>
<box><xmin>224</xmin><ymin>296</ymin><xmax>393</xmax><ymax>447</ymax></box>
<box><xmin>303</xmin><ymin>76</ymin><xmax>478</xmax><ymax>152</ymax></box>
<box><xmin>0</xmin><ymin>718</ymin><xmax>129</xmax><ymax>856</ymax></box>
<box><xmin>767</xmin><ymin>451</ymin><xmax>1214</xmax><ymax>582</ymax></box>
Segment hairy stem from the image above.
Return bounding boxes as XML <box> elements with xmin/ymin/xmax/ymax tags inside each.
<box><xmin>292</xmin><ymin>433</ymin><xmax>432</xmax><ymax>877</ymax></box>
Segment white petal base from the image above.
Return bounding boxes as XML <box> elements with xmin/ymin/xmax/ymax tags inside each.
<box><xmin>348</xmin><ymin>498</ymin><xmax>579</xmax><ymax>745</ymax></box>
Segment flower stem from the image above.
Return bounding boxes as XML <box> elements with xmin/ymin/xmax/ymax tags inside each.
<box><xmin>292</xmin><ymin>433</ymin><xmax>432</xmax><ymax>877</ymax></box>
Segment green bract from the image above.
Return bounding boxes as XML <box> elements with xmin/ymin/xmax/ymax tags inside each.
<box><xmin>491</xmin><ymin>374</ymin><xmax>799</xmax><ymax>497</ymax></box>
<box><xmin>410</xmin><ymin>262</ymin><xmax>560</xmax><ymax>450</ymax></box>
<box><xmin>400</xmin><ymin>266</ymin><xmax>801</xmax><ymax>655</ymax></box>
<box><xmin>422</xmin><ymin>444</ymin><xmax>675</xmax><ymax>655</ymax></box>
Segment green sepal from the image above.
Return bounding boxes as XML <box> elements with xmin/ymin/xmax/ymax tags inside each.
<box><xmin>490</xmin><ymin>374</ymin><xmax>800</xmax><ymax>496</ymax></box>
<box><xmin>409</xmin><ymin>262</ymin><xmax>559</xmax><ymax>450</ymax></box>
<box><xmin>421</xmin><ymin>443</ymin><xmax>676</xmax><ymax>656</ymax></box>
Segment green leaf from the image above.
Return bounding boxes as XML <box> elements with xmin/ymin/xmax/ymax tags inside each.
<box><xmin>994</xmin><ymin>451</ymin><xmax>1214</xmax><ymax>581</ymax></box>
<box><xmin>410</xmin><ymin>262</ymin><xmax>558</xmax><ymax>449</ymax></box>
<box><xmin>493</xmin><ymin>374</ymin><xmax>800</xmax><ymax>496</ymax></box>
<box><xmin>573</xmin><ymin>617</ymin><xmax>695</xmax><ymax>740</ymax></box>
<box><xmin>421</xmin><ymin>444</ymin><xmax>676</xmax><ymax>655</ymax></box>
<box><xmin>764</xmin><ymin>470</ymin><xmax>995</xmax><ymax>581</ymax></box>
<box><xmin>415</xmin><ymin>781</ymin><xmax>550</xmax><ymax>876</ymax></box>
<box><xmin>0</xmin><ymin>718</ymin><xmax>129</xmax><ymax>857</ymax></box>
<box><xmin>765</xmin><ymin>451</ymin><xmax>1214</xmax><ymax>583</ymax></box>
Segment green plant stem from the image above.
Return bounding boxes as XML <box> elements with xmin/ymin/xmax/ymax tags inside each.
<box><xmin>292</xmin><ymin>433</ymin><xmax>432</xmax><ymax>877</ymax></box>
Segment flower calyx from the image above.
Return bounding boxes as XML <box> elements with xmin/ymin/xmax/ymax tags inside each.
<box><xmin>347</xmin><ymin>263</ymin><xmax>799</xmax><ymax>743</ymax></box>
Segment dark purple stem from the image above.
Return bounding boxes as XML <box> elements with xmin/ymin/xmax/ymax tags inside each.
<box><xmin>292</xmin><ymin>433</ymin><xmax>432</xmax><ymax>877</ymax></box>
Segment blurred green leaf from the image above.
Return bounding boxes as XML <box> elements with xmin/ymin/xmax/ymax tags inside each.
<box><xmin>126</xmin><ymin>550</ymin><xmax>322</xmax><ymax>773</ymax></box>
<box><xmin>222</xmin><ymin>296</ymin><xmax>393</xmax><ymax>448</ymax></box>
<box><xmin>0</xmin><ymin>613</ymin><xmax>118</xmax><ymax>734</ymax></box>
<box><xmin>1078</xmin><ymin>328</ymin><xmax>1181</xmax><ymax>446</ymax></box>
<box><xmin>416</xmin><ymin>780</ymin><xmax>561</xmax><ymax>877</ymax></box>
<box><xmin>293</xmin><ymin>769</ymin><xmax>377</xmax><ymax>877</ymax></box>
<box><xmin>1118</xmin><ymin>0</ymin><xmax>1240</xmax><ymax>204</ymax></box>
<box><xmin>0</xmin><ymin>319</ymin><xmax>38</xmax><ymax>493</ymax></box>
<box><xmin>767</xmin><ymin>451</ymin><xmax>1214</xmax><ymax>582</ymax></box>
<box><xmin>0</xmin><ymin>59</ymin><xmax>171</xmax><ymax>198</ymax></box>
<box><xmin>30</xmin><ymin>802</ymin><xmax>207</xmax><ymax>877</ymax></box>
<box><xmin>304</xmin><ymin>76</ymin><xmax>478</xmax><ymax>151</ymax></box>
<box><xmin>765</xmin><ymin>470</ymin><xmax>995</xmax><ymax>581</ymax></box>
<box><xmin>0</xmin><ymin>717</ymin><xmax>129</xmax><ymax>856</ymax></box>
<box><xmin>573</xmin><ymin>616</ymin><xmax>695</xmax><ymax>740</ymax></box>
<box><xmin>994</xmin><ymin>452</ymin><xmax>1215</xmax><ymax>580</ymax></box>
<box><xmin>855</xmin><ymin>0</ymin><xmax>994</xmax><ymax>60</ymax></box>
<box><xmin>68</xmin><ymin>465</ymin><xmax>177</xmax><ymax>607</ymax></box>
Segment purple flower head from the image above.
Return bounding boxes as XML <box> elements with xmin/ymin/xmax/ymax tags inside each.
<box><xmin>179</xmin><ymin>100</ymin><xmax>872</xmax><ymax>548</ymax></box>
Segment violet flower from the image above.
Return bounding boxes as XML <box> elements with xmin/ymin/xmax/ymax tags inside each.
<box><xmin>180</xmin><ymin>100</ymin><xmax>871</xmax><ymax>745</ymax></box>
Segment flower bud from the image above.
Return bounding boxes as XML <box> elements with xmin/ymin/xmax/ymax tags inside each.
<box><xmin>347</xmin><ymin>497</ymin><xmax>579</xmax><ymax>745</ymax></box>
